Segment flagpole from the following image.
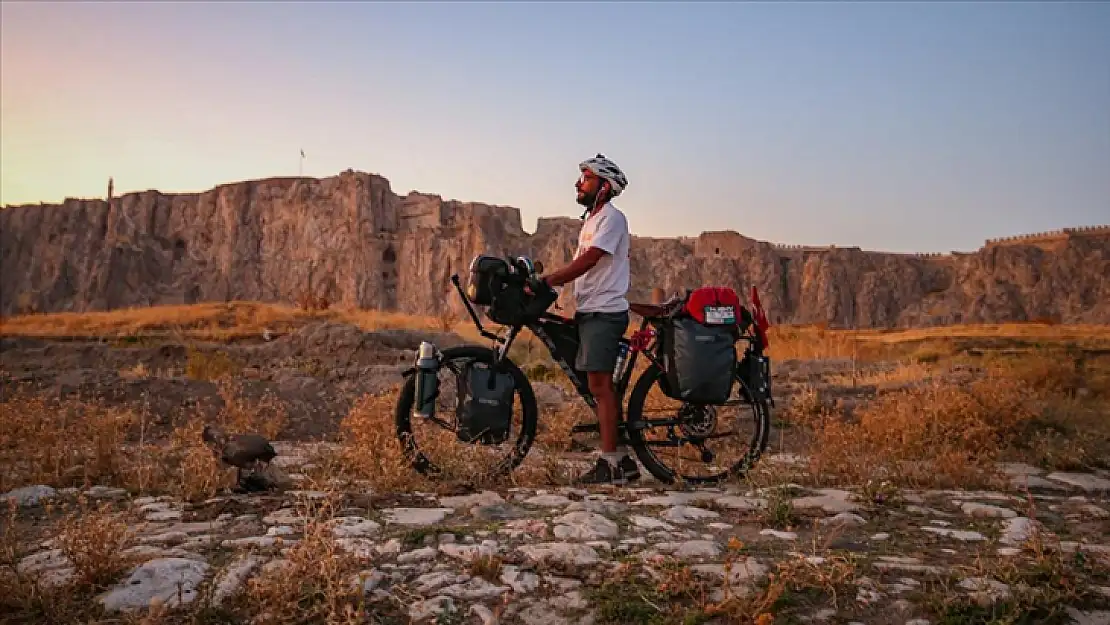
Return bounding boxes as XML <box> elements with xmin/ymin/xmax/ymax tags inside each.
<box><xmin>299</xmin><ymin>149</ymin><xmax>304</xmax><ymax>176</ymax></box>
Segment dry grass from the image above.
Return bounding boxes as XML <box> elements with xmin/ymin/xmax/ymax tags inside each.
<box><xmin>856</xmin><ymin>322</ymin><xmax>1110</xmax><ymax>344</ymax></box>
<box><xmin>0</xmin><ymin>379</ymin><xmax>286</xmax><ymax>501</ymax></box>
<box><xmin>4</xmin><ymin>301</ymin><xmax>1109</xmax><ymax>496</ymax></box>
<box><xmin>0</xmin><ymin>495</ymin><xmax>137</xmax><ymax>623</ymax></box>
<box><xmin>589</xmin><ymin>536</ymin><xmax>865</xmax><ymax>625</ymax></box>
<box><xmin>801</xmin><ymin>375</ymin><xmax>1036</xmax><ymax>489</ymax></box>
<box><xmin>6</xmin><ymin>301</ymin><xmax>1108</xmax><ymax>353</ymax></box>
<box><xmin>0</xmin><ymin>301</ymin><xmax>487</xmax><ymax>343</ymax></box>
<box><xmin>54</xmin><ymin>497</ymin><xmax>136</xmax><ymax>588</ymax></box>
<box><xmin>0</xmin><ymin>492</ymin><xmax>386</xmax><ymax>625</ymax></box>
<box><xmin>0</xmin><ymin>397</ymin><xmax>139</xmax><ymax>493</ymax></box>
<box><xmin>919</xmin><ymin>496</ymin><xmax>1110</xmax><ymax>624</ymax></box>
<box><xmin>320</xmin><ymin>391</ymin><xmax>432</xmax><ymax>494</ymax></box>
<box><xmin>185</xmin><ymin>348</ymin><xmax>244</xmax><ymax>381</ymax></box>
<box><xmin>765</xmin><ymin>321</ymin><xmax>1110</xmax><ymax>362</ymax></box>
<box><xmin>317</xmin><ymin>381</ymin><xmax>588</xmax><ymax>495</ymax></box>
<box><xmin>236</xmin><ymin>496</ymin><xmax>370</xmax><ymax>625</ymax></box>
<box><xmin>785</xmin><ymin>350</ymin><xmax>1110</xmax><ymax>490</ymax></box>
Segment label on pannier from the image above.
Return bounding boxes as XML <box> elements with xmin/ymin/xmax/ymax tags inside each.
<box><xmin>685</xmin><ymin>287</ymin><xmax>741</xmax><ymax>326</ymax></box>
<box><xmin>703</xmin><ymin>305</ymin><xmax>736</xmax><ymax>325</ymax></box>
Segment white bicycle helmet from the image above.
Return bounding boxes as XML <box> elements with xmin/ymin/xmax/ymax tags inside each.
<box><xmin>579</xmin><ymin>153</ymin><xmax>628</xmax><ymax>197</ymax></box>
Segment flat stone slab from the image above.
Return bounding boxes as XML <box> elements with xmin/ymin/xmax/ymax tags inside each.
<box><xmin>439</xmin><ymin>491</ymin><xmax>504</xmax><ymax>508</ymax></box>
<box><xmin>921</xmin><ymin>526</ymin><xmax>987</xmax><ymax>542</ymax></box>
<box><xmin>661</xmin><ymin>505</ymin><xmax>720</xmax><ymax>524</ymax></box>
<box><xmin>382</xmin><ymin>508</ymin><xmax>453</xmax><ymax>526</ymax></box>
<box><xmin>1046</xmin><ymin>473</ymin><xmax>1110</xmax><ymax>493</ymax></box>
<box><xmin>1</xmin><ymin>485</ymin><xmax>57</xmax><ymax>507</ymax></box>
<box><xmin>517</xmin><ymin>542</ymin><xmax>600</xmax><ymax>567</ymax></box>
<box><xmin>521</xmin><ymin>494</ymin><xmax>572</xmax><ymax>507</ymax></box>
<box><xmin>961</xmin><ymin>502</ymin><xmax>1018</xmax><ymax>519</ymax></box>
<box><xmin>330</xmin><ymin>516</ymin><xmax>382</xmax><ymax>538</ymax></box>
<box><xmin>98</xmin><ymin>558</ymin><xmax>210</xmax><ymax>612</ymax></box>
<box><xmin>792</xmin><ymin>489</ymin><xmax>861</xmax><ymax>513</ymax></box>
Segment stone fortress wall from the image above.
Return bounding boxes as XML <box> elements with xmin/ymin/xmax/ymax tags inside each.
<box><xmin>984</xmin><ymin>225</ymin><xmax>1110</xmax><ymax>251</ymax></box>
<box><xmin>642</xmin><ymin>225</ymin><xmax>1110</xmax><ymax>262</ymax></box>
<box><xmin>769</xmin><ymin>242</ymin><xmax>941</xmax><ymax>259</ymax></box>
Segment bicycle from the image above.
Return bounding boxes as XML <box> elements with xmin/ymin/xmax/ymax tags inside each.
<box><xmin>393</xmin><ymin>254</ymin><xmax>775</xmax><ymax>485</ymax></box>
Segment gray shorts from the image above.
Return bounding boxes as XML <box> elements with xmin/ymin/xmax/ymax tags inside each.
<box><xmin>574</xmin><ymin>310</ymin><xmax>630</xmax><ymax>373</ymax></box>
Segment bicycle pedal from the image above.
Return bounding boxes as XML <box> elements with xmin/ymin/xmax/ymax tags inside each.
<box><xmin>571</xmin><ymin>422</ymin><xmax>600</xmax><ymax>434</ymax></box>
<box><xmin>568</xmin><ymin>440</ymin><xmax>593</xmax><ymax>453</ymax></box>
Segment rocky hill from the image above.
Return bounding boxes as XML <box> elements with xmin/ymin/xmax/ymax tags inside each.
<box><xmin>2</xmin><ymin>170</ymin><xmax>1108</xmax><ymax>327</ymax></box>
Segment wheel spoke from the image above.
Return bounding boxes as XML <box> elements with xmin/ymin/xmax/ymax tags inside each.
<box><xmin>623</xmin><ymin>362</ymin><xmax>771</xmax><ymax>484</ymax></box>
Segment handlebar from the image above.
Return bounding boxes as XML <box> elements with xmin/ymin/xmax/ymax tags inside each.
<box><xmin>509</xmin><ymin>256</ymin><xmax>545</xmax><ymax>279</ymax></box>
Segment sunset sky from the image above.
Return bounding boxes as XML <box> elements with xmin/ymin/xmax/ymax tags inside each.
<box><xmin>2</xmin><ymin>2</ymin><xmax>1107</xmax><ymax>253</ymax></box>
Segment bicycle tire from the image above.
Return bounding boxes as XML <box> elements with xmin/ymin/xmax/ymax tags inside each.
<box><xmin>625</xmin><ymin>362</ymin><xmax>771</xmax><ymax>485</ymax></box>
<box><xmin>394</xmin><ymin>345</ymin><xmax>539</xmax><ymax>480</ymax></box>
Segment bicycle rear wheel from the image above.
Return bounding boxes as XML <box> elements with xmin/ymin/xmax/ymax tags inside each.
<box><xmin>624</xmin><ymin>363</ymin><xmax>771</xmax><ymax>485</ymax></box>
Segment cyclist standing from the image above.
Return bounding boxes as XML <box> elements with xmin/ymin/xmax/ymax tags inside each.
<box><xmin>529</xmin><ymin>154</ymin><xmax>641</xmax><ymax>485</ymax></box>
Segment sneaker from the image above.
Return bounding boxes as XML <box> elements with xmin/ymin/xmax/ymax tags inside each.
<box><xmin>619</xmin><ymin>455</ymin><xmax>641</xmax><ymax>482</ymax></box>
<box><xmin>574</xmin><ymin>455</ymin><xmax>641</xmax><ymax>486</ymax></box>
<box><xmin>574</xmin><ymin>457</ymin><xmax>628</xmax><ymax>486</ymax></box>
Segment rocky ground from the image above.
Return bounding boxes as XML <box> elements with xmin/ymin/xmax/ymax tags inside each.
<box><xmin>0</xmin><ymin>321</ymin><xmax>576</xmax><ymax>442</ymax></box>
<box><xmin>3</xmin><ymin>318</ymin><xmax>1110</xmax><ymax>623</ymax></box>
<box><xmin>4</xmin><ymin>451</ymin><xmax>1110</xmax><ymax>624</ymax></box>
<box><xmin>0</xmin><ymin>322</ymin><xmax>463</xmax><ymax>443</ymax></box>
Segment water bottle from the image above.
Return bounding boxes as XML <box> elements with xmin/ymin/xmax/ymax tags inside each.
<box><xmin>612</xmin><ymin>340</ymin><xmax>630</xmax><ymax>383</ymax></box>
<box><xmin>413</xmin><ymin>342</ymin><xmax>440</xmax><ymax>419</ymax></box>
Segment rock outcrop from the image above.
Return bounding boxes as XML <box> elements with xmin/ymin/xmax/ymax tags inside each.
<box><xmin>2</xmin><ymin>170</ymin><xmax>1108</xmax><ymax>327</ymax></box>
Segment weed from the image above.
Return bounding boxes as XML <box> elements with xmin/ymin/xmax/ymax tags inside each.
<box><xmin>468</xmin><ymin>553</ymin><xmax>504</xmax><ymax>582</ymax></box>
<box><xmin>55</xmin><ymin>497</ymin><xmax>134</xmax><ymax>588</ymax></box>
<box><xmin>239</xmin><ymin>496</ymin><xmax>370</xmax><ymax>625</ymax></box>
<box><xmin>761</xmin><ymin>487</ymin><xmax>799</xmax><ymax>530</ymax></box>
<box><xmin>186</xmin><ymin>348</ymin><xmax>243</xmax><ymax>381</ymax></box>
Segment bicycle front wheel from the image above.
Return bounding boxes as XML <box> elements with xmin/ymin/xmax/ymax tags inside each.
<box><xmin>394</xmin><ymin>345</ymin><xmax>539</xmax><ymax>482</ymax></box>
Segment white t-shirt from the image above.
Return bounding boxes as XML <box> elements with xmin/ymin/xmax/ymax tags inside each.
<box><xmin>572</xmin><ymin>202</ymin><xmax>631</xmax><ymax>314</ymax></box>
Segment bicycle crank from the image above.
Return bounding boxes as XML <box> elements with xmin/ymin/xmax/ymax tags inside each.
<box><xmin>692</xmin><ymin>441</ymin><xmax>715</xmax><ymax>463</ymax></box>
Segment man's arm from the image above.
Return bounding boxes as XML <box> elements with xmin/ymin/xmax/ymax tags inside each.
<box><xmin>544</xmin><ymin>247</ymin><xmax>608</xmax><ymax>287</ymax></box>
<box><xmin>538</xmin><ymin>211</ymin><xmax>627</xmax><ymax>288</ymax></box>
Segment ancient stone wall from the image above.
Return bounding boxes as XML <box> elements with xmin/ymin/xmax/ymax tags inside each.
<box><xmin>984</xmin><ymin>225</ymin><xmax>1110</xmax><ymax>251</ymax></box>
<box><xmin>2</xmin><ymin>171</ymin><xmax>1108</xmax><ymax>327</ymax></box>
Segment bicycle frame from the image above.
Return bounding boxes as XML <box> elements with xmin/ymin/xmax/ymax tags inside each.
<box><xmin>449</xmin><ymin>274</ymin><xmax>655</xmax><ymax>406</ymax></box>
<box><xmin>448</xmin><ymin>272</ymin><xmax>770</xmax><ymax>426</ymax></box>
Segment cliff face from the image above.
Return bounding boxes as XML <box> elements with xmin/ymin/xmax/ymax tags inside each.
<box><xmin>2</xmin><ymin>170</ymin><xmax>1108</xmax><ymax>328</ymax></box>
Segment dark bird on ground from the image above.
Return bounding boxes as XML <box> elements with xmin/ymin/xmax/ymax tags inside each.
<box><xmin>202</xmin><ymin>425</ymin><xmax>278</xmax><ymax>492</ymax></box>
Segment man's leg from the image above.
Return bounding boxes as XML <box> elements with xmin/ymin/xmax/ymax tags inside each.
<box><xmin>574</xmin><ymin>311</ymin><xmax>639</xmax><ymax>484</ymax></box>
<box><xmin>587</xmin><ymin>371</ymin><xmax>619</xmax><ymax>455</ymax></box>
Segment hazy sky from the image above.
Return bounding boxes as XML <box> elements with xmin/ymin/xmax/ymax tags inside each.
<box><xmin>2</xmin><ymin>2</ymin><xmax>1108</xmax><ymax>253</ymax></box>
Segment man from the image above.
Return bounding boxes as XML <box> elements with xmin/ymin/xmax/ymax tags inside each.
<box><xmin>529</xmin><ymin>154</ymin><xmax>640</xmax><ymax>485</ymax></box>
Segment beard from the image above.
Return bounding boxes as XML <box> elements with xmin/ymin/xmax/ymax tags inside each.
<box><xmin>576</xmin><ymin>187</ymin><xmax>599</xmax><ymax>208</ymax></box>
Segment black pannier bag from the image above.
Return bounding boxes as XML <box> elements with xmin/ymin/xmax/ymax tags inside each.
<box><xmin>658</xmin><ymin>287</ymin><xmax>740</xmax><ymax>405</ymax></box>
<box><xmin>737</xmin><ymin>351</ymin><xmax>772</xmax><ymax>403</ymax></box>
<box><xmin>456</xmin><ymin>360</ymin><xmax>516</xmax><ymax>445</ymax></box>
<box><xmin>535</xmin><ymin>318</ymin><xmax>591</xmax><ymax>396</ymax></box>
<box><xmin>465</xmin><ymin>255</ymin><xmax>510</xmax><ymax>307</ymax></box>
